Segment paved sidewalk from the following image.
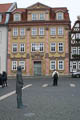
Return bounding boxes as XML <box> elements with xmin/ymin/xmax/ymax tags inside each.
<box><xmin>0</xmin><ymin>76</ymin><xmax>80</xmax><ymax>120</ymax></box>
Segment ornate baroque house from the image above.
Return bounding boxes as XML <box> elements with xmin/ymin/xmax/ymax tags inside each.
<box><xmin>8</xmin><ymin>2</ymin><xmax>71</xmax><ymax>76</ymax></box>
<box><xmin>0</xmin><ymin>2</ymin><xmax>17</xmax><ymax>73</ymax></box>
<box><xmin>69</xmin><ymin>17</ymin><xmax>80</xmax><ymax>73</ymax></box>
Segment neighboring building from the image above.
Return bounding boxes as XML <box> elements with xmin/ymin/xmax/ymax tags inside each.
<box><xmin>69</xmin><ymin>17</ymin><xmax>80</xmax><ymax>73</ymax></box>
<box><xmin>0</xmin><ymin>3</ymin><xmax>17</xmax><ymax>73</ymax></box>
<box><xmin>8</xmin><ymin>2</ymin><xmax>71</xmax><ymax>76</ymax></box>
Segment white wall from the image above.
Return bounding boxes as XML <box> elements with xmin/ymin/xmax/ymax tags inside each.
<box><xmin>0</xmin><ymin>26</ymin><xmax>7</xmax><ymax>73</ymax></box>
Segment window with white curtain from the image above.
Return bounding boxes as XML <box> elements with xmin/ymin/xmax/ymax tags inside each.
<box><xmin>50</xmin><ymin>60</ymin><xmax>56</xmax><ymax>70</ymax></box>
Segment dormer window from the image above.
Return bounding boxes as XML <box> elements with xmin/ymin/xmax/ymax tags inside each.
<box><xmin>39</xmin><ymin>13</ymin><xmax>45</xmax><ymax>20</ymax></box>
<box><xmin>0</xmin><ymin>14</ymin><xmax>2</xmax><ymax>22</ymax></box>
<box><xmin>56</xmin><ymin>12</ymin><xmax>64</xmax><ymax>20</ymax></box>
<box><xmin>14</xmin><ymin>13</ymin><xmax>21</xmax><ymax>21</ymax></box>
<box><xmin>32</xmin><ymin>13</ymin><xmax>38</xmax><ymax>20</ymax></box>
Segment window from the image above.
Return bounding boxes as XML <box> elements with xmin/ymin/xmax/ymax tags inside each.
<box><xmin>50</xmin><ymin>60</ymin><xmax>56</xmax><ymax>70</ymax></box>
<box><xmin>12</xmin><ymin>61</ymin><xmax>17</xmax><ymax>70</ymax></box>
<box><xmin>78</xmin><ymin>47</ymin><xmax>80</xmax><ymax>54</ymax></box>
<box><xmin>39</xmin><ymin>28</ymin><xmax>44</xmax><ymax>36</ymax></box>
<box><xmin>32</xmin><ymin>13</ymin><xmax>38</xmax><ymax>20</ymax></box>
<box><xmin>20</xmin><ymin>28</ymin><xmax>25</xmax><ymax>37</ymax></box>
<box><xmin>72</xmin><ymin>62</ymin><xmax>77</xmax><ymax>70</ymax></box>
<box><xmin>12</xmin><ymin>43</ymin><xmax>18</xmax><ymax>53</ymax></box>
<box><xmin>31</xmin><ymin>43</ymin><xmax>44</xmax><ymax>52</ymax></box>
<box><xmin>58</xmin><ymin>42</ymin><xmax>64</xmax><ymax>52</ymax></box>
<box><xmin>50</xmin><ymin>28</ymin><xmax>56</xmax><ymax>36</ymax></box>
<box><xmin>13</xmin><ymin>28</ymin><xmax>18</xmax><ymax>37</ymax></box>
<box><xmin>39</xmin><ymin>43</ymin><xmax>44</xmax><ymax>52</ymax></box>
<box><xmin>32</xmin><ymin>28</ymin><xmax>37</xmax><ymax>36</ymax></box>
<box><xmin>58</xmin><ymin>27</ymin><xmax>64</xmax><ymax>36</ymax></box>
<box><xmin>31</xmin><ymin>43</ymin><xmax>36</xmax><ymax>52</ymax></box>
<box><xmin>0</xmin><ymin>14</ymin><xmax>2</xmax><ymax>22</ymax></box>
<box><xmin>39</xmin><ymin>13</ymin><xmax>45</xmax><ymax>20</ymax></box>
<box><xmin>20</xmin><ymin>43</ymin><xmax>25</xmax><ymax>52</ymax></box>
<box><xmin>14</xmin><ymin>13</ymin><xmax>21</xmax><ymax>21</ymax></box>
<box><xmin>19</xmin><ymin>61</ymin><xmax>25</xmax><ymax>70</ymax></box>
<box><xmin>50</xmin><ymin>43</ymin><xmax>56</xmax><ymax>52</ymax></box>
<box><xmin>76</xmin><ymin>33</ymin><xmax>80</xmax><ymax>39</ymax></box>
<box><xmin>72</xmin><ymin>47</ymin><xmax>77</xmax><ymax>54</ymax></box>
<box><xmin>78</xmin><ymin>62</ymin><xmax>80</xmax><ymax>70</ymax></box>
<box><xmin>58</xmin><ymin>60</ymin><xmax>64</xmax><ymax>70</ymax></box>
<box><xmin>57</xmin><ymin>12</ymin><xmax>63</xmax><ymax>20</ymax></box>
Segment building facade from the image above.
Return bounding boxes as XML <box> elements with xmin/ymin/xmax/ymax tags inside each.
<box><xmin>0</xmin><ymin>3</ymin><xmax>17</xmax><ymax>73</ymax></box>
<box><xmin>69</xmin><ymin>17</ymin><xmax>80</xmax><ymax>73</ymax></box>
<box><xmin>8</xmin><ymin>2</ymin><xmax>71</xmax><ymax>76</ymax></box>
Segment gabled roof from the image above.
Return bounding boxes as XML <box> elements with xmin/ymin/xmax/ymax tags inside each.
<box><xmin>53</xmin><ymin>7</ymin><xmax>68</xmax><ymax>12</ymax></box>
<box><xmin>0</xmin><ymin>3</ymin><xmax>13</xmax><ymax>13</ymax></box>
<box><xmin>27</xmin><ymin>2</ymin><xmax>51</xmax><ymax>9</ymax></box>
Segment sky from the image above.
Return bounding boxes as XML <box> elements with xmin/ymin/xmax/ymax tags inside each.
<box><xmin>0</xmin><ymin>0</ymin><xmax>80</xmax><ymax>26</ymax></box>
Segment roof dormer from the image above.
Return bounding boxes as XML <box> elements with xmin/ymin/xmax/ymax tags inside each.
<box><xmin>56</xmin><ymin>11</ymin><xmax>64</xmax><ymax>20</ymax></box>
<box><xmin>13</xmin><ymin>13</ymin><xmax>21</xmax><ymax>21</ymax></box>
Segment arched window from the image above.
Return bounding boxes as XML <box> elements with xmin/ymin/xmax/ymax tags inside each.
<box><xmin>56</xmin><ymin>12</ymin><xmax>64</xmax><ymax>20</ymax></box>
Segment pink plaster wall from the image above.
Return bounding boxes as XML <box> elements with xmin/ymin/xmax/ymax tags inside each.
<box><xmin>45</xmin><ymin>58</ymin><xmax>49</xmax><ymax>75</ymax></box>
<box><xmin>26</xmin><ymin>31</ymin><xmax>30</xmax><ymax>75</ymax></box>
<box><xmin>65</xmin><ymin>31</ymin><xmax>69</xmax><ymax>74</ymax></box>
<box><xmin>46</xmin><ymin>30</ymin><xmax>49</xmax><ymax>53</ymax></box>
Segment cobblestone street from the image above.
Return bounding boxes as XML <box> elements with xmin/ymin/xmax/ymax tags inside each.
<box><xmin>0</xmin><ymin>76</ymin><xmax>80</xmax><ymax>120</ymax></box>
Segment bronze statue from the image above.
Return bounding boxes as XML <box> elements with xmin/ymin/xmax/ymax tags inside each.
<box><xmin>16</xmin><ymin>66</ymin><xmax>23</xmax><ymax>109</ymax></box>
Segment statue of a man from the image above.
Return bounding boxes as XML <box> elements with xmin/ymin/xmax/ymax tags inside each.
<box><xmin>16</xmin><ymin>66</ymin><xmax>23</xmax><ymax>109</ymax></box>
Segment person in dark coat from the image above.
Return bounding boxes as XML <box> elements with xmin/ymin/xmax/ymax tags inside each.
<box><xmin>16</xmin><ymin>66</ymin><xmax>23</xmax><ymax>109</ymax></box>
<box><xmin>52</xmin><ymin>71</ymin><xmax>59</xmax><ymax>86</ymax></box>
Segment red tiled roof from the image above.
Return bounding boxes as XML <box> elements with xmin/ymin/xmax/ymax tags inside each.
<box><xmin>0</xmin><ymin>3</ymin><xmax>13</xmax><ymax>12</ymax></box>
<box><xmin>12</xmin><ymin>8</ymin><xmax>26</xmax><ymax>13</ymax></box>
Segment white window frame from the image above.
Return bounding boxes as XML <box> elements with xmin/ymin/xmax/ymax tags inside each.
<box><xmin>39</xmin><ymin>43</ymin><xmax>44</xmax><ymax>52</ymax></box>
<box><xmin>58</xmin><ymin>42</ymin><xmax>64</xmax><ymax>52</ymax></box>
<box><xmin>32</xmin><ymin>28</ymin><xmax>37</xmax><ymax>36</ymax></box>
<box><xmin>14</xmin><ymin>13</ymin><xmax>21</xmax><ymax>21</ymax></box>
<box><xmin>78</xmin><ymin>62</ymin><xmax>80</xmax><ymax>70</ymax></box>
<box><xmin>50</xmin><ymin>43</ymin><xmax>56</xmax><ymax>52</ymax></box>
<box><xmin>50</xmin><ymin>60</ymin><xmax>56</xmax><ymax>70</ymax></box>
<box><xmin>58</xmin><ymin>60</ymin><xmax>64</xmax><ymax>70</ymax></box>
<box><xmin>13</xmin><ymin>28</ymin><xmax>18</xmax><ymax>37</ymax></box>
<box><xmin>50</xmin><ymin>27</ymin><xmax>56</xmax><ymax>36</ymax></box>
<box><xmin>56</xmin><ymin>12</ymin><xmax>64</xmax><ymax>20</ymax></box>
<box><xmin>58</xmin><ymin>27</ymin><xmax>64</xmax><ymax>36</ymax></box>
<box><xmin>12</xmin><ymin>61</ymin><xmax>17</xmax><ymax>70</ymax></box>
<box><xmin>0</xmin><ymin>14</ymin><xmax>2</xmax><ymax>22</ymax></box>
<box><xmin>20</xmin><ymin>28</ymin><xmax>25</xmax><ymax>37</ymax></box>
<box><xmin>19</xmin><ymin>61</ymin><xmax>25</xmax><ymax>70</ymax></box>
<box><xmin>39</xmin><ymin>27</ymin><xmax>44</xmax><ymax>36</ymax></box>
<box><xmin>72</xmin><ymin>47</ymin><xmax>77</xmax><ymax>54</ymax></box>
<box><xmin>32</xmin><ymin>13</ymin><xmax>38</xmax><ymax>20</ymax></box>
<box><xmin>39</xmin><ymin>13</ymin><xmax>45</xmax><ymax>20</ymax></box>
<box><xmin>20</xmin><ymin>43</ymin><xmax>25</xmax><ymax>52</ymax></box>
<box><xmin>12</xmin><ymin>43</ymin><xmax>18</xmax><ymax>53</ymax></box>
<box><xmin>31</xmin><ymin>43</ymin><xmax>36</xmax><ymax>52</ymax></box>
<box><xmin>72</xmin><ymin>62</ymin><xmax>77</xmax><ymax>71</ymax></box>
<box><xmin>78</xmin><ymin>47</ymin><xmax>80</xmax><ymax>54</ymax></box>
